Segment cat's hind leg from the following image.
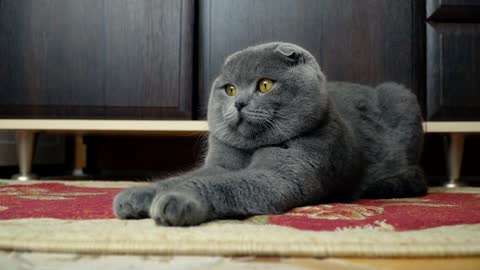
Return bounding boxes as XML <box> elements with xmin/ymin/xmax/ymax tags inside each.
<box><xmin>360</xmin><ymin>165</ymin><xmax>427</xmax><ymax>198</ymax></box>
<box><xmin>375</xmin><ymin>82</ymin><xmax>424</xmax><ymax>163</ymax></box>
<box><xmin>360</xmin><ymin>83</ymin><xmax>427</xmax><ymax>198</ymax></box>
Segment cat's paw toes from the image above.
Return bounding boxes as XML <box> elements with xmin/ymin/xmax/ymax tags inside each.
<box><xmin>113</xmin><ymin>187</ymin><xmax>156</xmax><ymax>219</ymax></box>
<box><xmin>150</xmin><ymin>191</ymin><xmax>208</xmax><ymax>226</ymax></box>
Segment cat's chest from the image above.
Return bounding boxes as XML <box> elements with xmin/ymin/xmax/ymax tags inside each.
<box><xmin>208</xmin><ymin>136</ymin><xmax>291</xmax><ymax>170</ymax></box>
<box><xmin>234</xmin><ymin>142</ymin><xmax>290</xmax><ymax>170</ymax></box>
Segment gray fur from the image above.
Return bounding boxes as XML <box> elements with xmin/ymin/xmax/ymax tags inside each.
<box><xmin>113</xmin><ymin>42</ymin><xmax>427</xmax><ymax>226</ymax></box>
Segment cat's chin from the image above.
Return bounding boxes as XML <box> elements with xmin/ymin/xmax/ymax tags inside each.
<box><xmin>236</xmin><ymin>120</ymin><xmax>258</xmax><ymax>138</ymax></box>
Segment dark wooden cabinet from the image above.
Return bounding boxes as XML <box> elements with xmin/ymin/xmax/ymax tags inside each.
<box><xmin>0</xmin><ymin>0</ymin><xmax>194</xmax><ymax>119</ymax></box>
<box><xmin>2</xmin><ymin>0</ymin><xmax>480</xmax><ymax>122</ymax></box>
<box><xmin>197</xmin><ymin>0</ymin><xmax>423</xmax><ymax>118</ymax></box>
<box><xmin>427</xmin><ymin>0</ymin><xmax>480</xmax><ymax>20</ymax></box>
<box><xmin>426</xmin><ymin>0</ymin><xmax>480</xmax><ymax>120</ymax></box>
<box><xmin>427</xmin><ymin>23</ymin><xmax>480</xmax><ymax>120</ymax></box>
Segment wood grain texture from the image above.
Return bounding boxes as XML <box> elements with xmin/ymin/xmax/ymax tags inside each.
<box><xmin>342</xmin><ymin>257</ymin><xmax>480</xmax><ymax>270</ymax></box>
<box><xmin>427</xmin><ymin>0</ymin><xmax>480</xmax><ymax>21</ymax></box>
<box><xmin>427</xmin><ymin>23</ymin><xmax>480</xmax><ymax>120</ymax></box>
<box><xmin>413</xmin><ymin>0</ymin><xmax>427</xmax><ymax>117</ymax></box>
<box><xmin>424</xmin><ymin>122</ymin><xmax>480</xmax><ymax>132</ymax></box>
<box><xmin>197</xmin><ymin>0</ymin><xmax>416</xmax><ymax>118</ymax></box>
<box><xmin>5</xmin><ymin>119</ymin><xmax>480</xmax><ymax>133</ymax></box>
<box><xmin>0</xmin><ymin>0</ymin><xmax>194</xmax><ymax>119</ymax></box>
<box><xmin>0</xmin><ymin>0</ymin><xmax>105</xmax><ymax>107</ymax></box>
<box><xmin>2</xmin><ymin>252</ymin><xmax>480</xmax><ymax>270</ymax></box>
<box><xmin>0</xmin><ymin>119</ymin><xmax>208</xmax><ymax>135</ymax></box>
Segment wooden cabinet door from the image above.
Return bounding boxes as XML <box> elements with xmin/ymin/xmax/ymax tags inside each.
<box><xmin>0</xmin><ymin>0</ymin><xmax>193</xmax><ymax>119</ymax></box>
<box><xmin>197</xmin><ymin>0</ymin><xmax>420</xmax><ymax>118</ymax></box>
<box><xmin>426</xmin><ymin>23</ymin><xmax>480</xmax><ymax>120</ymax></box>
<box><xmin>427</xmin><ymin>0</ymin><xmax>480</xmax><ymax>20</ymax></box>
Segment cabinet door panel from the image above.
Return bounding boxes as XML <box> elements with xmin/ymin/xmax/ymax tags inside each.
<box><xmin>0</xmin><ymin>0</ymin><xmax>193</xmax><ymax>119</ymax></box>
<box><xmin>427</xmin><ymin>0</ymin><xmax>480</xmax><ymax>21</ymax></box>
<box><xmin>0</xmin><ymin>0</ymin><xmax>105</xmax><ymax>107</ymax></box>
<box><xmin>103</xmin><ymin>0</ymin><xmax>189</xmax><ymax>109</ymax></box>
<box><xmin>427</xmin><ymin>23</ymin><xmax>480</xmax><ymax>120</ymax></box>
<box><xmin>198</xmin><ymin>0</ymin><xmax>416</xmax><ymax>118</ymax></box>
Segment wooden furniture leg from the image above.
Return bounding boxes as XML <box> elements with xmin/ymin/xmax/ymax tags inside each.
<box><xmin>445</xmin><ymin>133</ymin><xmax>465</xmax><ymax>188</ymax></box>
<box><xmin>12</xmin><ymin>130</ymin><xmax>37</xmax><ymax>181</ymax></box>
<box><xmin>72</xmin><ymin>134</ymin><xmax>86</xmax><ymax>177</ymax></box>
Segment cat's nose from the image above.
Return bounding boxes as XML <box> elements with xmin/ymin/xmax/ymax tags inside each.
<box><xmin>235</xmin><ymin>101</ymin><xmax>247</xmax><ymax>111</ymax></box>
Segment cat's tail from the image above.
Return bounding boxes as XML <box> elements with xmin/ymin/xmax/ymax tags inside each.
<box><xmin>360</xmin><ymin>165</ymin><xmax>428</xmax><ymax>199</ymax></box>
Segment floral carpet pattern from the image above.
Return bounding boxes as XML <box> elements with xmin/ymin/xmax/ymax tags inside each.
<box><xmin>1</xmin><ymin>181</ymin><xmax>479</xmax><ymax>232</ymax></box>
<box><xmin>0</xmin><ymin>182</ymin><xmax>118</xmax><ymax>219</ymax></box>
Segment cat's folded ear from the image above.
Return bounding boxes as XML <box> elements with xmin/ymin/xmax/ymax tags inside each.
<box><xmin>274</xmin><ymin>44</ymin><xmax>305</xmax><ymax>64</ymax></box>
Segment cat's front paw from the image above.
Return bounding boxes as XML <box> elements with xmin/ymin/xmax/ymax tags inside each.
<box><xmin>149</xmin><ymin>191</ymin><xmax>209</xmax><ymax>226</ymax></box>
<box><xmin>113</xmin><ymin>186</ymin><xmax>156</xmax><ymax>219</ymax></box>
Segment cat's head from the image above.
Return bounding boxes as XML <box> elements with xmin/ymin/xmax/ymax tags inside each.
<box><xmin>208</xmin><ymin>42</ymin><xmax>329</xmax><ymax>149</ymax></box>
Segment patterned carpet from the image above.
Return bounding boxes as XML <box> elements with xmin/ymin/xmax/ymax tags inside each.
<box><xmin>0</xmin><ymin>180</ymin><xmax>479</xmax><ymax>257</ymax></box>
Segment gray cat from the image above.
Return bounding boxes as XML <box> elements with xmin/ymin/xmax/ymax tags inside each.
<box><xmin>113</xmin><ymin>42</ymin><xmax>427</xmax><ymax>226</ymax></box>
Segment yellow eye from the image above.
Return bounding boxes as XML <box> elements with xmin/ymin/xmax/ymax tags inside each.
<box><xmin>225</xmin><ymin>84</ymin><xmax>236</xmax><ymax>96</ymax></box>
<box><xmin>258</xmin><ymin>79</ymin><xmax>274</xmax><ymax>93</ymax></box>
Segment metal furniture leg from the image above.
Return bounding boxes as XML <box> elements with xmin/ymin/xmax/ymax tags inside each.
<box><xmin>12</xmin><ymin>130</ymin><xmax>37</xmax><ymax>181</ymax></box>
<box><xmin>445</xmin><ymin>133</ymin><xmax>465</xmax><ymax>188</ymax></box>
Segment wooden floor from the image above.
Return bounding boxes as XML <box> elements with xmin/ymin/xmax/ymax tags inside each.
<box><xmin>1</xmin><ymin>252</ymin><xmax>479</xmax><ymax>269</ymax></box>
<box><xmin>320</xmin><ymin>258</ymin><xmax>480</xmax><ymax>270</ymax></box>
